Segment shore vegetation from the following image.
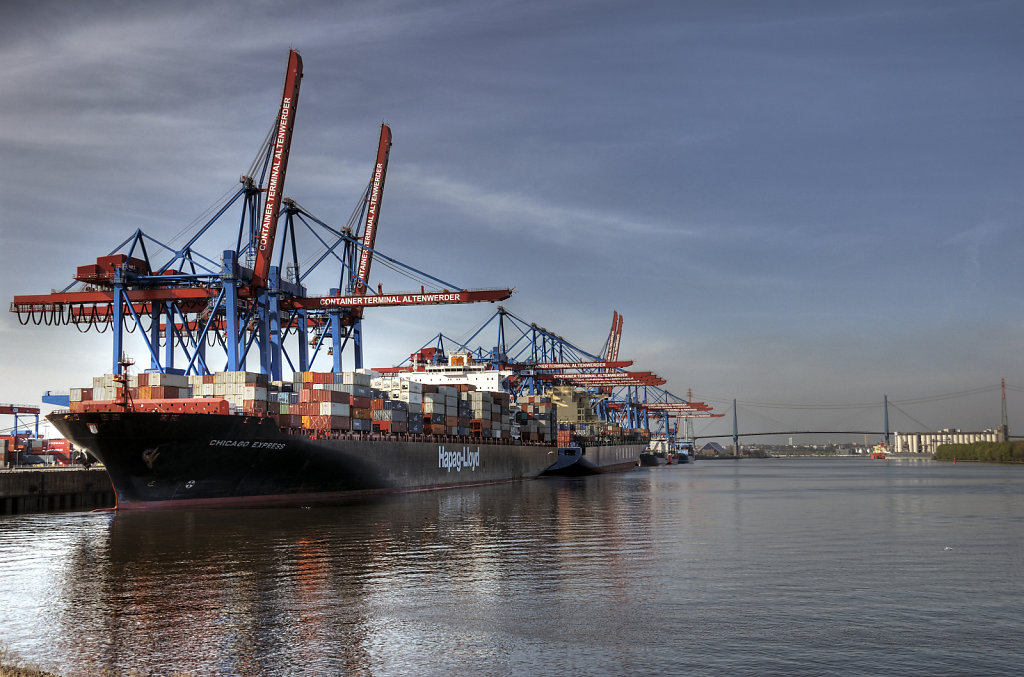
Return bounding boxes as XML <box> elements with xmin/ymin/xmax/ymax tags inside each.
<box><xmin>934</xmin><ymin>441</ymin><xmax>1024</xmax><ymax>463</ymax></box>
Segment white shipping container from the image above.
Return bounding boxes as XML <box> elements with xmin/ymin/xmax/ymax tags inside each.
<box><xmin>319</xmin><ymin>402</ymin><xmax>351</xmax><ymax>417</ymax></box>
<box><xmin>372</xmin><ymin>409</ymin><xmax>408</xmax><ymax>422</ymax></box>
<box><xmin>146</xmin><ymin>372</ymin><xmax>190</xmax><ymax>388</ymax></box>
<box><xmin>243</xmin><ymin>386</ymin><xmax>268</xmax><ymax>401</ymax></box>
<box><xmin>342</xmin><ymin>371</ymin><xmax>371</xmax><ymax>386</ymax></box>
<box><xmin>401</xmin><ymin>392</ymin><xmax>423</xmax><ymax>405</ymax></box>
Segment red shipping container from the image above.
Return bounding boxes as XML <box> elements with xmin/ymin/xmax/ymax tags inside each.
<box><xmin>243</xmin><ymin>400</ymin><xmax>268</xmax><ymax>415</ymax></box>
<box><xmin>373</xmin><ymin>421</ymin><xmax>409</xmax><ymax>434</ymax></box>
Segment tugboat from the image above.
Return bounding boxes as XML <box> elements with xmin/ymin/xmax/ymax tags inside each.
<box><xmin>639</xmin><ymin>437</ymin><xmax>670</xmax><ymax>466</ymax></box>
<box><xmin>674</xmin><ymin>441</ymin><xmax>693</xmax><ymax>464</ymax></box>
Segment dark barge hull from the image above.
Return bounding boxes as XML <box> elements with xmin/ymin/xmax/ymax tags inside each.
<box><xmin>540</xmin><ymin>447</ymin><xmax>639</xmax><ymax>477</ymax></box>
<box><xmin>48</xmin><ymin>410</ymin><xmax>644</xmax><ymax>509</ymax></box>
<box><xmin>639</xmin><ymin>451</ymin><xmax>669</xmax><ymax>467</ymax></box>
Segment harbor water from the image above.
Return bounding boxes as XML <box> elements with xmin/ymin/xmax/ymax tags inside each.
<box><xmin>1</xmin><ymin>458</ymin><xmax>1022</xmax><ymax>675</ymax></box>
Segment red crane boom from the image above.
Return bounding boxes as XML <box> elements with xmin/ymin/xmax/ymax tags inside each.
<box><xmin>251</xmin><ymin>49</ymin><xmax>303</xmax><ymax>289</ymax></box>
<box><xmin>288</xmin><ymin>288</ymin><xmax>511</xmax><ymax>309</ymax></box>
<box><xmin>354</xmin><ymin>124</ymin><xmax>393</xmax><ymax>296</ymax></box>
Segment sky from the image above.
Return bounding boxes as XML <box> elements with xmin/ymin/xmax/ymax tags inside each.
<box><xmin>2</xmin><ymin>0</ymin><xmax>1023</xmax><ymax>442</ymax></box>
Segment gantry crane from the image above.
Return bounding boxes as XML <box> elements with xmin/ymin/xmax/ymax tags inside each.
<box><xmin>374</xmin><ymin>306</ymin><xmax>719</xmax><ymax>439</ymax></box>
<box><xmin>10</xmin><ymin>50</ymin><xmax>512</xmax><ymax>381</ymax></box>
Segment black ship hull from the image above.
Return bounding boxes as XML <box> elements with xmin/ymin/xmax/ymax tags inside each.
<box><xmin>48</xmin><ymin>410</ymin><xmax>644</xmax><ymax>509</ymax></box>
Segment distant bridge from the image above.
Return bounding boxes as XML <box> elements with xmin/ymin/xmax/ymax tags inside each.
<box><xmin>693</xmin><ymin>431</ymin><xmax>888</xmax><ymax>441</ymax></box>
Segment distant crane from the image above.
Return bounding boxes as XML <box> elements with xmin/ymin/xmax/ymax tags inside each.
<box><xmin>0</xmin><ymin>404</ymin><xmax>41</xmax><ymax>438</ymax></box>
<box><xmin>378</xmin><ymin>306</ymin><xmax>719</xmax><ymax>438</ymax></box>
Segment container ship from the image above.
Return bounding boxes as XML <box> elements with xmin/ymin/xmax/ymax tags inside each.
<box><xmin>47</xmin><ymin>357</ymin><xmax>647</xmax><ymax>509</ymax></box>
<box><xmin>17</xmin><ymin>51</ymin><xmax>684</xmax><ymax>507</ymax></box>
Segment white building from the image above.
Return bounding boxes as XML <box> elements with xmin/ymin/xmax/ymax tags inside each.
<box><xmin>893</xmin><ymin>428</ymin><xmax>1006</xmax><ymax>455</ymax></box>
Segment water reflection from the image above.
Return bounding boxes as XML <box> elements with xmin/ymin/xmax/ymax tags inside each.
<box><xmin>40</xmin><ymin>474</ymin><xmax>662</xmax><ymax>675</ymax></box>
<box><xmin>4</xmin><ymin>461</ymin><xmax>1021</xmax><ymax>676</ymax></box>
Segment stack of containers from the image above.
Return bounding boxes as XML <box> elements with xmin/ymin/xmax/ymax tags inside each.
<box><xmin>138</xmin><ymin>371</ymin><xmax>192</xmax><ymax>400</ymax></box>
<box><xmin>466</xmin><ymin>389</ymin><xmax>492</xmax><ymax>437</ymax></box>
<box><xmin>437</xmin><ymin>385</ymin><xmax>459</xmax><ymax>434</ymax></box>
<box><xmin>184</xmin><ymin>371</ymin><xmax>269</xmax><ymax>414</ymax></box>
<box><xmin>301</xmin><ymin>381</ymin><xmax>350</xmax><ymax>431</ymax></box>
<box><xmin>456</xmin><ymin>387</ymin><xmax>472</xmax><ymax>436</ymax></box>
<box><xmin>71</xmin><ymin>367</ymin><xmax>523</xmax><ymax>440</ymax></box>
<box><xmin>343</xmin><ymin>371</ymin><xmax>374</xmax><ymax>432</ymax></box>
<box><xmin>371</xmin><ymin>397</ymin><xmax>408</xmax><ymax>433</ymax></box>
<box><xmin>71</xmin><ymin>371</ymin><xmax>192</xmax><ymax>408</ymax></box>
<box><xmin>513</xmin><ymin>394</ymin><xmax>555</xmax><ymax>443</ymax></box>
<box><xmin>88</xmin><ymin>372</ymin><xmax>139</xmax><ymax>401</ymax></box>
<box><xmin>421</xmin><ymin>386</ymin><xmax>446</xmax><ymax>434</ymax></box>
<box><xmin>557</xmin><ymin>423</ymin><xmax>572</xmax><ymax>446</ymax></box>
<box><xmin>399</xmin><ymin>379</ymin><xmax>424</xmax><ymax>434</ymax></box>
<box><xmin>372</xmin><ymin>376</ymin><xmax>425</xmax><ymax>434</ymax></box>
<box><xmin>292</xmin><ymin>370</ymin><xmax>374</xmax><ymax>431</ymax></box>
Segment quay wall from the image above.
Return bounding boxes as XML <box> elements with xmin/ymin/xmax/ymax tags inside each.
<box><xmin>0</xmin><ymin>468</ymin><xmax>115</xmax><ymax>515</ymax></box>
